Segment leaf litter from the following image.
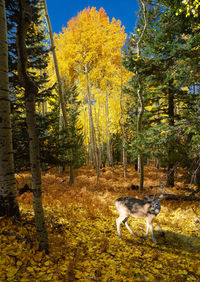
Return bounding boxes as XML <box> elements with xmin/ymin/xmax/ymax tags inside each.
<box><xmin>0</xmin><ymin>166</ymin><xmax>200</xmax><ymax>281</ymax></box>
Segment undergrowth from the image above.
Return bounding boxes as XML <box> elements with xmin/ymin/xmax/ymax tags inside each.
<box><xmin>0</xmin><ymin>166</ymin><xmax>200</xmax><ymax>281</ymax></box>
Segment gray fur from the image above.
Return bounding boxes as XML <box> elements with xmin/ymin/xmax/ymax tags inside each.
<box><xmin>115</xmin><ymin>194</ymin><xmax>163</xmax><ymax>243</ymax></box>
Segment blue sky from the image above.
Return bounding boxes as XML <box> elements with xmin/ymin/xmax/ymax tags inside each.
<box><xmin>46</xmin><ymin>0</ymin><xmax>139</xmax><ymax>37</ymax></box>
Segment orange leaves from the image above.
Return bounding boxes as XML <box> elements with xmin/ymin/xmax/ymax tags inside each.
<box><xmin>99</xmin><ymin>7</ymin><xmax>107</xmax><ymax>19</ymax></box>
<box><xmin>1</xmin><ymin>166</ymin><xmax>200</xmax><ymax>280</ymax></box>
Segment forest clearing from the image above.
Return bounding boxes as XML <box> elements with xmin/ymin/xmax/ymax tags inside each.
<box><xmin>1</xmin><ymin>165</ymin><xmax>200</xmax><ymax>281</ymax></box>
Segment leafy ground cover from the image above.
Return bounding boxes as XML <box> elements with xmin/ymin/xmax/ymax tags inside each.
<box><xmin>0</xmin><ymin>166</ymin><xmax>200</xmax><ymax>281</ymax></box>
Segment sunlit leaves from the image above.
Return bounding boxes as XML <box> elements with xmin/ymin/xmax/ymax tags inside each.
<box><xmin>176</xmin><ymin>1</ymin><xmax>200</xmax><ymax>17</ymax></box>
<box><xmin>0</xmin><ymin>167</ymin><xmax>200</xmax><ymax>280</ymax></box>
<box><xmin>47</xmin><ymin>7</ymin><xmax>130</xmax><ymax>145</ymax></box>
<box><xmin>182</xmin><ymin>0</ymin><xmax>200</xmax><ymax>17</ymax></box>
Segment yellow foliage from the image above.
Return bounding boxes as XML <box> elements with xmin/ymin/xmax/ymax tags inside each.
<box><xmin>182</xmin><ymin>0</ymin><xmax>200</xmax><ymax>17</ymax></box>
<box><xmin>46</xmin><ymin>7</ymin><xmax>131</xmax><ymax>144</ymax></box>
<box><xmin>0</xmin><ymin>166</ymin><xmax>200</xmax><ymax>281</ymax></box>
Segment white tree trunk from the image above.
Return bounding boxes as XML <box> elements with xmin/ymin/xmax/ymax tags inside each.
<box><xmin>43</xmin><ymin>0</ymin><xmax>68</xmax><ymax>126</ymax></box>
<box><xmin>86</xmin><ymin>68</ymin><xmax>99</xmax><ymax>182</ymax></box>
<box><xmin>94</xmin><ymin>91</ymin><xmax>103</xmax><ymax>168</ymax></box>
<box><xmin>105</xmin><ymin>92</ymin><xmax>112</xmax><ymax>167</ymax></box>
<box><xmin>136</xmin><ymin>0</ymin><xmax>147</xmax><ymax>191</ymax></box>
<box><xmin>43</xmin><ymin>1</ymin><xmax>76</xmax><ymax>182</ymax></box>
<box><xmin>0</xmin><ymin>0</ymin><xmax>20</xmax><ymax>217</ymax></box>
<box><xmin>120</xmin><ymin>65</ymin><xmax>127</xmax><ymax>178</ymax></box>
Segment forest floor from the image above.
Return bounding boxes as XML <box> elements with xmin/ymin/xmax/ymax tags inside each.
<box><xmin>0</xmin><ymin>165</ymin><xmax>200</xmax><ymax>281</ymax></box>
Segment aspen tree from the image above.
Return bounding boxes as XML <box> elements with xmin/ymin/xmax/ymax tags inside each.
<box><xmin>43</xmin><ymin>0</ymin><xmax>68</xmax><ymax>126</ymax></box>
<box><xmin>105</xmin><ymin>92</ymin><xmax>112</xmax><ymax>166</ymax></box>
<box><xmin>135</xmin><ymin>0</ymin><xmax>148</xmax><ymax>191</ymax></box>
<box><xmin>120</xmin><ymin>64</ymin><xmax>127</xmax><ymax>179</ymax></box>
<box><xmin>86</xmin><ymin>65</ymin><xmax>99</xmax><ymax>182</ymax></box>
<box><xmin>48</xmin><ymin>8</ymin><xmax>127</xmax><ymax>180</ymax></box>
<box><xmin>94</xmin><ymin>91</ymin><xmax>102</xmax><ymax>169</ymax></box>
<box><xmin>42</xmin><ymin>0</ymin><xmax>78</xmax><ymax>182</ymax></box>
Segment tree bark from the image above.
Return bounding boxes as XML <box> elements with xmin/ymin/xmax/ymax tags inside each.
<box><xmin>43</xmin><ymin>0</ymin><xmax>68</xmax><ymax>126</ymax></box>
<box><xmin>43</xmin><ymin>1</ymin><xmax>76</xmax><ymax>182</ymax></box>
<box><xmin>105</xmin><ymin>92</ymin><xmax>113</xmax><ymax>167</ymax></box>
<box><xmin>166</xmin><ymin>85</ymin><xmax>175</xmax><ymax>187</ymax></box>
<box><xmin>94</xmin><ymin>92</ymin><xmax>102</xmax><ymax>169</ymax></box>
<box><xmin>69</xmin><ymin>164</ymin><xmax>74</xmax><ymax>186</ymax></box>
<box><xmin>86</xmin><ymin>67</ymin><xmax>99</xmax><ymax>182</ymax></box>
<box><xmin>58</xmin><ymin>102</ymin><xmax>65</xmax><ymax>174</ymax></box>
<box><xmin>16</xmin><ymin>0</ymin><xmax>48</xmax><ymax>253</ymax></box>
<box><xmin>136</xmin><ymin>80</ymin><xmax>144</xmax><ymax>190</ymax></box>
<box><xmin>120</xmin><ymin>65</ymin><xmax>127</xmax><ymax>178</ymax></box>
<box><xmin>0</xmin><ymin>0</ymin><xmax>20</xmax><ymax>218</ymax></box>
<box><xmin>136</xmin><ymin>0</ymin><xmax>147</xmax><ymax>191</ymax></box>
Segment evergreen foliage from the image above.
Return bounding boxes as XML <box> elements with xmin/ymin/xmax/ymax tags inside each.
<box><xmin>6</xmin><ymin>0</ymin><xmax>58</xmax><ymax>171</ymax></box>
<box><xmin>123</xmin><ymin>0</ymin><xmax>200</xmax><ymax>186</ymax></box>
<box><xmin>4</xmin><ymin>1</ymin><xmax>200</xmax><ymax>188</ymax></box>
<box><xmin>56</xmin><ymin>85</ymin><xmax>86</xmax><ymax>170</ymax></box>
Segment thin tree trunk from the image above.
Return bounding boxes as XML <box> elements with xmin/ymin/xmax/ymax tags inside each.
<box><xmin>43</xmin><ymin>3</ymin><xmax>75</xmax><ymax>183</ymax></box>
<box><xmin>86</xmin><ymin>67</ymin><xmax>99</xmax><ymax>182</ymax></box>
<box><xmin>58</xmin><ymin>102</ymin><xmax>65</xmax><ymax>174</ymax></box>
<box><xmin>166</xmin><ymin>82</ymin><xmax>175</xmax><ymax>187</ymax></box>
<box><xmin>136</xmin><ymin>0</ymin><xmax>147</xmax><ymax>191</ymax></box>
<box><xmin>43</xmin><ymin>0</ymin><xmax>68</xmax><ymax>126</ymax></box>
<box><xmin>105</xmin><ymin>92</ymin><xmax>112</xmax><ymax>167</ymax></box>
<box><xmin>98</xmin><ymin>97</ymin><xmax>102</xmax><ymax>169</ymax></box>
<box><xmin>25</xmin><ymin>94</ymin><xmax>49</xmax><ymax>251</ymax></box>
<box><xmin>0</xmin><ymin>0</ymin><xmax>20</xmax><ymax>218</ymax></box>
<box><xmin>42</xmin><ymin>101</ymin><xmax>47</xmax><ymax>115</ymax></box>
<box><xmin>155</xmin><ymin>158</ymin><xmax>159</xmax><ymax>169</ymax></box>
<box><xmin>39</xmin><ymin>70</ymin><xmax>47</xmax><ymax>116</ymax></box>
<box><xmin>120</xmin><ymin>64</ymin><xmax>127</xmax><ymax>178</ymax></box>
<box><xmin>68</xmin><ymin>156</ymin><xmax>74</xmax><ymax>185</ymax></box>
<box><xmin>88</xmin><ymin>143</ymin><xmax>93</xmax><ymax>166</ymax></box>
<box><xmin>84</xmin><ymin>109</ymin><xmax>92</xmax><ymax>166</ymax></box>
<box><xmin>16</xmin><ymin>0</ymin><xmax>48</xmax><ymax>253</ymax></box>
<box><xmin>137</xmin><ymin>81</ymin><xmax>144</xmax><ymax>190</ymax></box>
<box><xmin>94</xmin><ymin>92</ymin><xmax>102</xmax><ymax>169</ymax></box>
<box><xmin>69</xmin><ymin>164</ymin><xmax>74</xmax><ymax>186</ymax></box>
